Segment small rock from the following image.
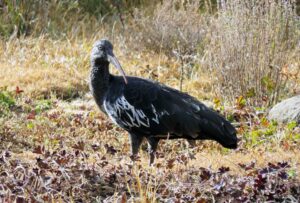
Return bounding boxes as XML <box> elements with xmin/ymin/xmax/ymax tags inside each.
<box><xmin>268</xmin><ymin>95</ymin><xmax>300</xmax><ymax>123</ymax></box>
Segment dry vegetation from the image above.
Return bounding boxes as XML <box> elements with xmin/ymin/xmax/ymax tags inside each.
<box><xmin>0</xmin><ymin>0</ymin><xmax>300</xmax><ymax>202</ymax></box>
<box><xmin>204</xmin><ymin>0</ymin><xmax>300</xmax><ymax>106</ymax></box>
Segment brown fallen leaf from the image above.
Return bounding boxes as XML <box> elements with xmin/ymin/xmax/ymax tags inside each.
<box><xmin>27</xmin><ymin>111</ymin><xmax>36</xmax><ymax>120</ymax></box>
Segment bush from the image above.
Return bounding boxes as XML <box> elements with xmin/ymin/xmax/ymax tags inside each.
<box><xmin>130</xmin><ymin>0</ymin><xmax>299</xmax><ymax>105</ymax></box>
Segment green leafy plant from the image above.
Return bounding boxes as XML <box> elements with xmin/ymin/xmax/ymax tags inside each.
<box><xmin>287</xmin><ymin>121</ymin><xmax>297</xmax><ymax>131</ymax></box>
<box><xmin>35</xmin><ymin>99</ymin><xmax>52</xmax><ymax>113</ymax></box>
<box><xmin>0</xmin><ymin>91</ymin><xmax>15</xmax><ymax>117</ymax></box>
<box><xmin>0</xmin><ymin>91</ymin><xmax>15</xmax><ymax>108</ymax></box>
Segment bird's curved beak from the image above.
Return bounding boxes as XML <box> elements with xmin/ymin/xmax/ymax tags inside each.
<box><xmin>107</xmin><ymin>52</ymin><xmax>128</xmax><ymax>84</ymax></box>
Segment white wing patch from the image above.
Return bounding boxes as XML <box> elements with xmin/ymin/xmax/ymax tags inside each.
<box><xmin>104</xmin><ymin>95</ymin><xmax>170</xmax><ymax>129</ymax></box>
<box><xmin>103</xmin><ymin>100</ymin><xmax>120</xmax><ymax>126</ymax></box>
<box><xmin>151</xmin><ymin>104</ymin><xmax>159</xmax><ymax>124</ymax></box>
<box><xmin>104</xmin><ymin>95</ymin><xmax>150</xmax><ymax>128</ymax></box>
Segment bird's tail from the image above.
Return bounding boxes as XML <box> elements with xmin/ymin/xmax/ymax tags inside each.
<box><xmin>201</xmin><ymin>110</ymin><xmax>238</xmax><ymax>149</ymax></box>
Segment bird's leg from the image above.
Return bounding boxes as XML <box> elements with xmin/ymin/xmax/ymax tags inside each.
<box><xmin>187</xmin><ymin>139</ymin><xmax>196</xmax><ymax>148</ymax></box>
<box><xmin>129</xmin><ymin>133</ymin><xmax>144</xmax><ymax>162</ymax></box>
<box><xmin>147</xmin><ymin>137</ymin><xmax>159</xmax><ymax>166</ymax></box>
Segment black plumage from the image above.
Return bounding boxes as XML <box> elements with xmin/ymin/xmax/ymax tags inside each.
<box><xmin>90</xmin><ymin>39</ymin><xmax>238</xmax><ymax>165</ymax></box>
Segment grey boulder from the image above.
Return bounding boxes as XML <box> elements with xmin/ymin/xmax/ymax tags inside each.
<box><xmin>268</xmin><ymin>95</ymin><xmax>300</xmax><ymax>123</ymax></box>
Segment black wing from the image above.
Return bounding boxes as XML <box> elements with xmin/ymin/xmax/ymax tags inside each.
<box><xmin>110</xmin><ymin>77</ymin><xmax>237</xmax><ymax>147</ymax></box>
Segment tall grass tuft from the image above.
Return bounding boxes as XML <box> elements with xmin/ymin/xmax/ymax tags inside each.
<box><xmin>129</xmin><ymin>0</ymin><xmax>299</xmax><ymax>105</ymax></box>
<box><xmin>129</xmin><ymin>1</ymin><xmax>211</xmax><ymax>91</ymax></box>
<box><xmin>203</xmin><ymin>0</ymin><xmax>300</xmax><ymax>106</ymax></box>
<box><xmin>0</xmin><ymin>0</ymin><xmax>158</xmax><ymax>38</ymax></box>
<box><xmin>131</xmin><ymin>1</ymin><xmax>208</xmax><ymax>57</ymax></box>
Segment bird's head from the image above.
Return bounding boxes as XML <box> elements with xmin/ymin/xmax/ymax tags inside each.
<box><xmin>91</xmin><ymin>39</ymin><xmax>128</xmax><ymax>84</ymax></box>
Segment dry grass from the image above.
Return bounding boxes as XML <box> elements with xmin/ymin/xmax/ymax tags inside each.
<box><xmin>2</xmin><ymin>0</ymin><xmax>298</xmax><ymax>103</ymax></box>
<box><xmin>0</xmin><ymin>34</ymin><xmax>213</xmax><ymax>100</ymax></box>
<box><xmin>130</xmin><ymin>0</ymin><xmax>300</xmax><ymax>105</ymax></box>
<box><xmin>0</xmin><ymin>36</ymin><xmax>89</xmax><ymax>99</ymax></box>
<box><xmin>203</xmin><ymin>0</ymin><xmax>300</xmax><ymax>105</ymax></box>
<box><xmin>131</xmin><ymin>0</ymin><xmax>207</xmax><ymax>56</ymax></box>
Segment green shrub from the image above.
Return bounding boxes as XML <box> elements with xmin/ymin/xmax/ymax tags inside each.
<box><xmin>35</xmin><ymin>100</ymin><xmax>52</xmax><ymax>113</ymax></box>
<box><xmin>0</xmin><ymin>91</ymin><xmax>15</xmax><ymax>117</ymax></box>
<box><xmin>0</xmin><ymin>91</ymin><xmax>15</xmax><ymax>108</ymax></box>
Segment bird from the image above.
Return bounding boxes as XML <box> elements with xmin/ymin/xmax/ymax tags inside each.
<box><xmin>90</xmin><ymin>39</ymin><xmax>238</xmax><ymax>165</ymax></box>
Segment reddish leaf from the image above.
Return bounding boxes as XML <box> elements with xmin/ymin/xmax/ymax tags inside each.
<box><xmin>200</xmin><ymin>168</ymin><xmax>212</xmax><ymax>181</ymax></box>
<box><xmin>72</xmin><ymin>141</ymin><xmax>85</xmax><ymax>151</ymax></box>
<box><xmin>36</xmin><ymin>158</ymin><xmax>50</xmax><ymax>169</ymax></box>
<box><xmin>277</xmin><ymin>161</ymin><xmax>290</xmax><ymax>168</ymax></box>
<box><xmin>278</xmin><ymin>171</ymin><xmax>288</xmax><ymax>179</ymax></box>
<box><xmin>254</xmin><ymin>174</ymin><xmax>267</xmax><ymax>190</ymax></box>
<box><xmin>196</xmin><ymin>198</ymin><xmax>207</xmax><ymax>203</ymax></box>
<box><xmin>33</xmin><ymin>145</ymin><xmax>44</xmax><ymax>154</ymax></box>
<box><xmin>120</xmin><ymin>192</ymin><xmax>127</xmax><ymax>203</ymax></box>
<box><xmin>218</xmin><ymin>166</ymin><xmax>230</xmax><ymax>174</ymax></box>
<box><xmin>166</xmin><ymin>158</ymin><xmax>176</xmax><ymax>169</ymax></box>
<box><xmin>104</xmin><ymin>144</ymin><xmax>118</xmax><ymax>155</ymax></box>
<box><xmin>177</xmin><ymin>154</ymin><xmax>188</xmax><ymax>165</ymax></box>
<box><xmin>268</xmin><ymin>162</ymin><xmax>280</xmax><ymax>170</ymax></box>
<box><xmin>239</xmin><ymin>161</ymin><xmax>255</xmax><ymax>171</ymax></box>
<box><xmin>27</xmin><ymin>111</ymin><xmax>36</xmax><ymax>119</ymax></box>
<box><xmin>16</xmin><ymin>196</ymin><xmax>26</xmax><ymax>203</ymax></box>
<box><xmin>15</xmin><ymin>86</ymin><xmax>24</xmax><ymax>94</ymax></box>
<box><xmin>56</xmin><ymin>157</ymin><xmax>70</xmax><ymax>165</ymax></box>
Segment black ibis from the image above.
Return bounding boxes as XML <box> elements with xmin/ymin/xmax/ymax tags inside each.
<box><xmin>90</xmin><ymin>39</ymin><xmax>238</xmax><ymax>165</ymax></box>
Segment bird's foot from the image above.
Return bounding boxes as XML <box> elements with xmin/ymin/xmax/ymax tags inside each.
<box><xmin>149</xmin><ymin>152</ymin><xmax>157</xmax><ymax>166</ymax></box>
<box><xmin>130</xmin><ymin>154</ymin><xmax>140</xmax><ymax>162</ymax></box>
<box><xmin>187</xmin><ymin>140</ymin><xmax>196</xmax><ymax>148</ymax></box>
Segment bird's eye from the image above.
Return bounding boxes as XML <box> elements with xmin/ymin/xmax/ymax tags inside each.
<box><xmin>98</xmin><ymin>46</ymin><xmax>104</xmax><ymax>50</ymax></box>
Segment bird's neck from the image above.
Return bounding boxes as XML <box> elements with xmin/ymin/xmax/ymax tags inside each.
<box><xmin>90</xmin><ymin>59</ymin><xmax>111</xmax><ymax>107</ymax></box>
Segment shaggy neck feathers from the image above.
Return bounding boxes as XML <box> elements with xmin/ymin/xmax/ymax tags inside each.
<box><xmin>90</xmin><ymin>59</ymin><xmax>110</xmax><ymax>107</ymax></box>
